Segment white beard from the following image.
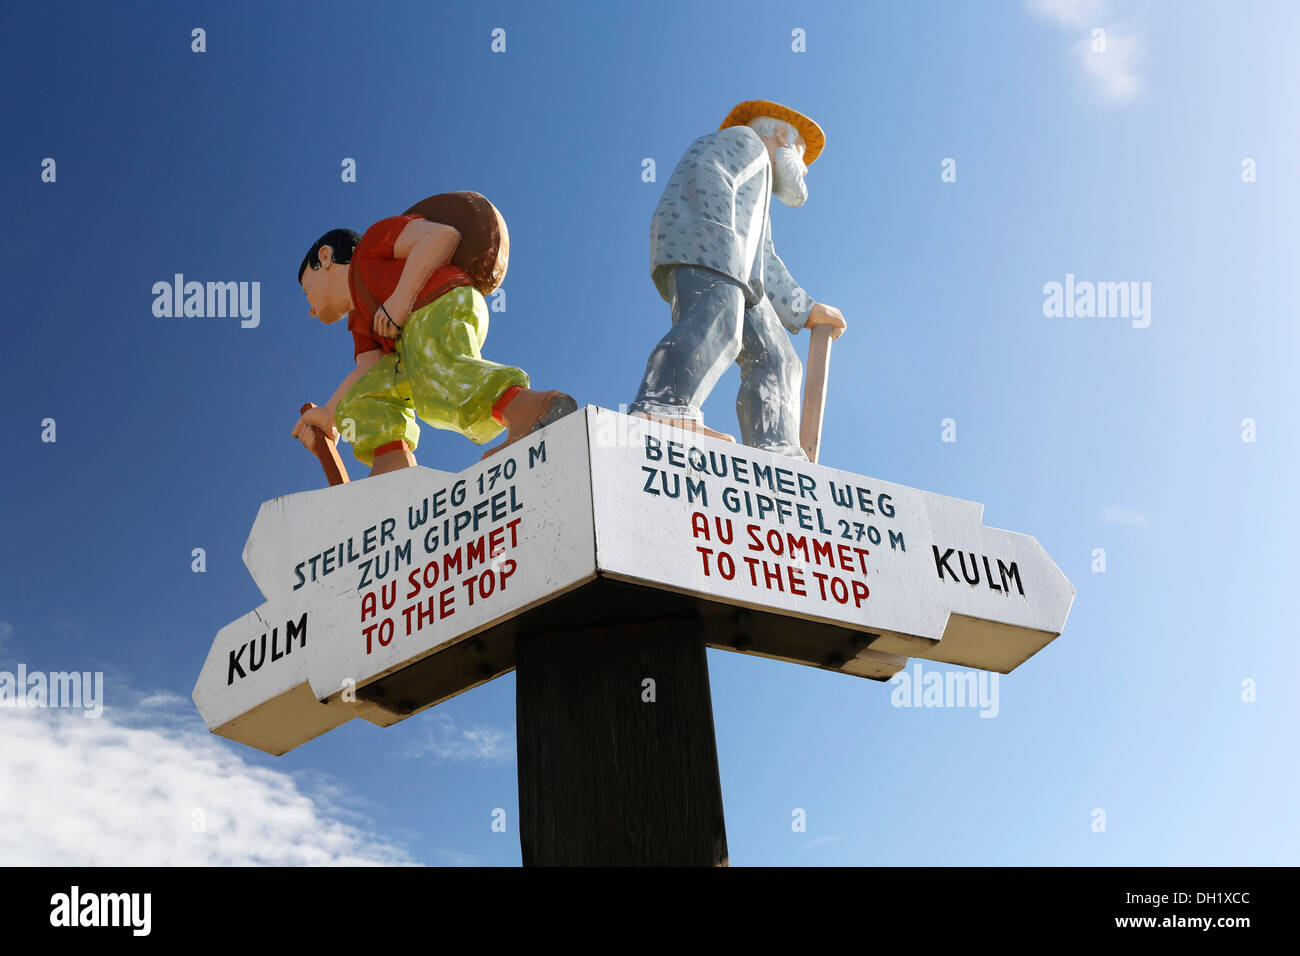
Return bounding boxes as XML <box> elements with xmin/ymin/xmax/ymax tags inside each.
<box><xmin>771</xmin><ymin>146</ymin><xmax>808</xmax><ymax>208</ymax></box>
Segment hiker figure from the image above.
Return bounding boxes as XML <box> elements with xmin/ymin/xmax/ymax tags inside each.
<box><xmin>629</xmin><ymin>101</ymin><xmax>846</xmax><ymax>459</ymax></box>
<box><xmin>293</xmin><ymin>193</ymin><xmax>576</xmax><ymax>475</ymax></box>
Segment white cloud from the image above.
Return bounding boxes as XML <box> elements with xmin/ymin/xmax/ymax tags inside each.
<box><xmin>1098</xmin><ymin>505</ymin><xmax>1150</xmax><ymax>527</ymax></box>
<box><xmin>434</xmin><ymin>848</ymin><xmax>483</xmax><ymax>866</ymax></box>
<box><xmin>1073</xmin><ymin>26</ymin><xmax>1143</xmax><ymax>105</ymax></box>
<box><xmin>1025</xmin><ymin>0</ymin><xmax>1108</xmax><ymax>27</ymax></box>
<box><xmin>0</xmin><ymin>690</ymin><xmax>416</xmax><ymax>866</ymax></box>
<box><xmin>1025</xmin><ymin>0</ymin><xmax>1145</xmax><ymax>106</ymax></box>
<box><xmin>806</xmin><ymin>834</ymin><xmax>846</xmax><ymax>848</ymax></box>
<box><xmin>398</xmin><ymin>711</ymin><xmax>514</xmax><ymax>763</ymax></box>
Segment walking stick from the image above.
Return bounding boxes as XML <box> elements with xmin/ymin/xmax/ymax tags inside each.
<box><xmin>799</xmin><ymin>324</ymin><xmax>833</xmax><ymax>463</ymax></box>
<box><xmin>299</xmin><ymin>402</ymin><xmax>350</xmax><ymax>486</ymax></box>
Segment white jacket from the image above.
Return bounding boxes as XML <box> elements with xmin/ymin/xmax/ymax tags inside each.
<box><xmin>649</xmin><ymin>125</ymin><xmax>813</xmax><ymax>333</ymax></box>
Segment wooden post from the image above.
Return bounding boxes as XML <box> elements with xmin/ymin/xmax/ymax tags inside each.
<box><xmin>799</xmin><ymin>324</ymin><xmax>834</xmax><ymax>463</ymax></box>
<box><xmin>515</xmin><ymin>617</ymin><xmax>729</xmax><ymax>866</ymax></box>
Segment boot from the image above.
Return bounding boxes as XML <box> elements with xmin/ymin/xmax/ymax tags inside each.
<box><xmin>482</xmin><ymin>388</ymin><xmax>578</xmax><ymax>459</ymax></box>
<box><xmin>629</xmin><ymin>411</ymin><xmax>735</xmax><ymax>443</ymax></box>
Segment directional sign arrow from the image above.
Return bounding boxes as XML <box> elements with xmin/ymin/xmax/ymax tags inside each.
<box><xmin>194</xmin><ymin>407</ymin><xmax>1074</xmax><ymax>755</ymax></box>
<box><xmin>586</xmin><ymin>407</ymin><xmax>1074</xmax><ymax>676</ymax></box>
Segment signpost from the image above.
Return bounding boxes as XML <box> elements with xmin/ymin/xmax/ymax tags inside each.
<box><xmin>194</xmin><ymin>406</ymin><xmax>1074</xmax><ymax>863</ymax></box>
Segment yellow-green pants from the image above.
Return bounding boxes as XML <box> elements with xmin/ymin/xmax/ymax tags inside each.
<box><xmin>337</xmin><ymin>286</ymin><xmax>529</xmax><ymax>466</ymax></box>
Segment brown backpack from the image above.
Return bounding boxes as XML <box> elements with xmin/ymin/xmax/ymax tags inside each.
<box><xmin>403</xmin><ymin>191</ymin><xmax>509</xmax><ymax>296</ymax></box>
<box><xmin>351</xmin><ymin>191</ymin><xmax>510</xmax><ymax>322</ymax></box>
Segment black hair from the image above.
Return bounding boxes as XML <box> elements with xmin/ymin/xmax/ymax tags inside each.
<box><xmin>298</xmin><ymin>228</ymin><xmax>361</xmax><ymax>283</ymax></box>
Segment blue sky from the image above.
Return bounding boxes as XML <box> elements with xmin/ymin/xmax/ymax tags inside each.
<box><xmin>0</xmin><ymin>0</ymin><xmax>1296</xmax><ymax>865</ymax></box>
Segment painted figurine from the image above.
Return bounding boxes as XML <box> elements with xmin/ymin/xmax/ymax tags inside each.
<box><xmin>629</xmin><ymin>100</ymin><xmax>846</xmax><ymax>459</ymax></box>
<box><xmin>293</xmin><ymin>193</ymin><xmax>576</xmax><ymax>476</ymax></box>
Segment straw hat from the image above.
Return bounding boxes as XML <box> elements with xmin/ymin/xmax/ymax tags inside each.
<box><xmin>720</xmin><ymin>100</ymin><xmax>825</xmax><ymax>165</ymax></box>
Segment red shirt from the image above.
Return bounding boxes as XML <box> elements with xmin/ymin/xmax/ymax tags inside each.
<box><xmin>346</xmin><ymin>214</ymin><xmax>473</xmax><ymax>359</ymax></box>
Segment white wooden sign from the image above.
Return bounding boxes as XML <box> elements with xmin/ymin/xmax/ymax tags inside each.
<box><xmin>193</xmin><ymin>410</ymin><xmax>596</xmax><ymax>754</ymax></box>
<box><xmin>194</xmin><ymin>407</ymin><xmax>1074</xmax><ymax>754</ymax></box>
<box><xmin>586</xmin><ymin>407</ymin><xmax>1075</xmax><ymax>675</ymax></box>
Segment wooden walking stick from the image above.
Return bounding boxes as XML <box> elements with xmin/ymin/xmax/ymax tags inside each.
<box><xmin>299</xmin><ymin>402</ymin><xmax>350</xmax><ymax>486</ymax></box>
<box><xmin>799</xmin><ymin>324</ymin><xmax>834</xmax><ymax>463</ymax></box>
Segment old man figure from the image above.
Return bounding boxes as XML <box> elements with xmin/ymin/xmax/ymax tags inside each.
<box><xmin>629</xmin><ymin>100</ymin><xmax>846</xmax><ymax>460</ymax></box>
